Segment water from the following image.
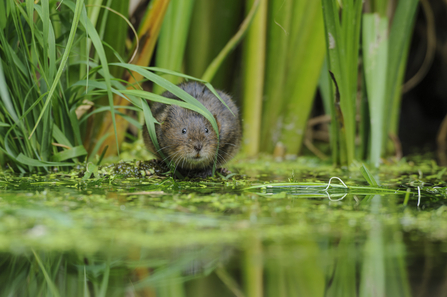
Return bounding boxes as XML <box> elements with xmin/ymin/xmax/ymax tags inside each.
<box><xmin>1</xmin><ymin>158</ymin><xmax>447</xmax><ymax>296</ymax></box>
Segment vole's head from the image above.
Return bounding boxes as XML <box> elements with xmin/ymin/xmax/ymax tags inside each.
<box><xmin>160</xmin><ymin>105</ymin><xmax>219</xmax><ymax>169</ymax></box>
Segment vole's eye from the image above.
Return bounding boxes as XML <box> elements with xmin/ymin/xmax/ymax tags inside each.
<box><xmin>205</xmin><ymin>128</ymin><xmax>209</xmax><ymax>133</ymax></box>
<box><xmin>182</xmin><ymin>128</ymin><xmax>187</xmax><ymax>134</ymax></box>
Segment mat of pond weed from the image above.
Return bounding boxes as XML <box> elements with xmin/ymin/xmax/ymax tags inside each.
<box><xmin>0</xmin><ymin>157</ymin><xmax>446</xmax><ymax>253</ymax></box>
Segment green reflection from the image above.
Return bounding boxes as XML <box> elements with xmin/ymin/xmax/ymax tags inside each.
<box><xmin>0</xmin><ymin>158</ymin><xmax>447</xmax><ymax>295</ymax></box>
<box><xmin>0</xmin><ymin>230</ymin><xmax>441</xmax><ymax>296</ymax></box>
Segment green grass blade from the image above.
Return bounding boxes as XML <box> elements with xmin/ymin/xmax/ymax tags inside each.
<box><xmin>51</xmin><ymin>145</ymin><xmax>88</xmax><ymax>162</ymax></box>
<box><xmin>40</xmin><ymin>0</ymin><xmax>51</xmax><ymax>81</ymax></box>
<box><xmin>141</xmin><ymin>98</ymin><xmax>184</xmax><ymax>178</ymax></box>
<box><xmin>362</xmin><ymin>14</ymin><xmax>388</xmax><ymax>167</ymax></box>
<box><xmin>32</xmin><ymin>250</ymin><xmax>61</xmax><ymax>297</ymax></box>
<box><xmin>360</xmin><ymin>164</ymin><xmax>379</xmax><ymax>186</ymax></box>
<box><xmin>29</xmin><ymin>0</ymin><xmax>84</xmax><ymax>139</ymax></box>
<box><xmin>69</xmin><ymin>108</ymin><xmax>83</xmax><ymax>147</ymax></box>
<box><xmin>384</xmin><ymin>0</ymin><xmax>418</xmax><ymax>145</ymax></box>
<box><xmin>144</xmin><ymin>68</ymin><xmax>235</xmax><ymax>116</ymax></box>
<box><xmin>324</xmin><ymin>236</ymin><xmax>357</xmax><ymax>297</ymax></box>
<box><xmin>321</xmin><ymin>0</ymin><xmax>362</xmax><ymax>165</ymax></box>
<box><xmin>83</xmin><ymin>266</ymin><xmax>90</xmax><ymax>297</ymax></box>
<box><xmin>184</xmin><ymin>0</ymin><xmax>243</xmax><ymax>89</ymax></box>
<box><xmin>16</xmin><ymin>154</ymin><xmax>75</xmax><ymax>167</ymax></box>
<box><xmin>96</xmin><ymin>145</ymin><xmax>108</xmax><ymax>166</ymax></box>
<box><xmin>110</xmin><ymin>63</ymin><xmax>219</xmax><ymax>136</ymax></box>
<box><xmin>87</xmin><ymin>132</ymin><xmax>111</xmax><ymax>162</ymax></box>
<box><xmin>97</xmin><ymin>0</ymin><xmax>129</xmax><ymax>80</ymax></box>
<box><xmin>0</xmin><ymin>55</ymin><xmax>19</xmax><ymax>123</ymax></box>
<box><xmin>7</xmin><ymin>44</ymin><xmax>28</xmax><ymax>76</ymax></box>
<box><xmin>0</xmin><ymin>0</ymin><xmax>7</xmax><ymax>30</ymax></box>
<box><xmin>40</xmin><ymin>109</ymin><xmax>52</xmax><ymax>161</ymax></box>
<box><xmin>52</xmin><ymin>125</ymin><xmax>73</xmax><ymax>148</ymax></box>
<box><xmin>241</xmin><ymin>0</ymin><xmax>267</xmax><ymax>156</ymax></box>
<box><xmin>279</xmin><ymin>0</ymin><xmax>326</xmax><ymax>156</ymax></box>
<box><xmin>153</xmin><ymin>0</ymin><xmax>195</xmax><ymax>94</ymax></box>
<box><xmin>201</xmin><ymin>0</ymin><xmax>260</xmax><ymax>83</ymax></box>
<box><xmin>98</xmin><ymin>262</ymin><xmax>110</xmax><ymax>297</ymax></box>
<box><xmin>319</xmin><ymin>58</ymin><xmax>338</xmax><ymax>163</ymax></box>
<box><xmin>260</xmin><ymin>0</ymin><xmax>291</xmax><ymax>152</ymax></box>
<box><xmin>321</xmin><ymin>0</ymin><xmax>345</xmax><ymax>164</ymax></box>
<box><xmin>371</xmin><ymin>0</ymin><xmax>388</xmax><ymax>17</ymax></box>
<box><xmin>80</xmin><ymin>4</ymin><xmax>119</xmax><ymax>155</ymax></box>
<box><xmin>62</xmin><ymin>0</ymin><xmax>119</xmax><ymax>154</ymax></box>
<box><xmin>79</xmin><ymin>105</ymin><xmax>141</xmax><ymax>124</ymax></box>
<box><xmin>360</xmin><ymin>196</ymin><xmax>385</xmax><ymax>297</ymax></box>
<box><xmin>74</xmin><ymin>77</ymin><xmax>225</xmax><ymax>123</ymax></box>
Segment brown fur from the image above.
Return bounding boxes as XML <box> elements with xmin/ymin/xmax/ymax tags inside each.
<box><xmin>142</xmin><ymin>82</ymin><xmax>241</xmax><ymax>175</ymax></box>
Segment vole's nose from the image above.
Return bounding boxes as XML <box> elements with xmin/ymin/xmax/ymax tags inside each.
<box><xmin>194</xmin><ymin>144</ymin><xmax>203</xmax><ymax>152</ymax></box>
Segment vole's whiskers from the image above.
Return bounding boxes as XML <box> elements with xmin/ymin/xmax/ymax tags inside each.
<box><xmin>156</xmin><ymin>145</ymin><xmax>174</xmax><ymax>153</ymax></box>
<box><xmin>162</xmin><ymin>151</ymin><xmax>179</xmax><ymax>163</ymax></box>
<box><xmin>173</xmin><ymin>156</ymin><xmax>181</xmax><ymax>174</ymax></box>
<box><xmin>220</xmin><ymin>142</ymin><xmax>236</xmax><ymax>147</ymax></box>
<box><xmin>173</xmin><ymin>152</ymin><xmax>183</xmax><ymax>165</ymax></box>
<box><xmin>166</xmin><ymin>151</ymin><xmax>181</xmax><ymax>167</ymax></box>
<box><xmin>217</xmin><ymin>153</ymin><xmax>228</xmax><ymax>165</ymax></box>
<box><xmin>218</xmin><ymin>149</ymin><xmax>232</xmax><ymax>158</ymax></box>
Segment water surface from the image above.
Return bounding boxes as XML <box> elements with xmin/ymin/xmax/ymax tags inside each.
<box><xmin>1</xmin><ymin>157</ymin><xmax>446</xmax><ymax>296</ymax></box>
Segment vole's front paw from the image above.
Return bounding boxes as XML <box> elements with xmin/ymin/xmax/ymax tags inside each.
<box><xmin>216</xmin><ymin>168</ymin><xmax>232</xmax><ymax>176</ymax></box>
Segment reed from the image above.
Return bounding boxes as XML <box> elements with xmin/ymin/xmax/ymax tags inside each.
<box><xmin>243</xmin><ymin>235</ymin><xmax>264</xmax><ymax>297</ymax></box>
<box><xmin>362</xmin><ymin>14</ymin><xmax>388</xmax><ymax>167</ymax></box>
<box><xmin>362</xmin><ymin>0</ymin><xmax>418</xmax><ymax>166</ymax></box>
<box><xmin>260</xmin><ymin>0</ymin><xmax>292</xmax><ymax>153</ymax></box>
<box><xmin>0</xmin><ymin>0</ymin><xmax>422</xmax><ymax>171</ymax></box>
<box><xmin>201</xmin><ymin>0</ymin><xmax>259</xmax><ymax>84</ymax></box>
<box><xmin>0</xmin><ymin>0</ymin><xmax>220</xmax><ymax>173</ymax></box>
<box><xmin>0</xmin><ymin>0</ymin><xmax>88</xmax><ymax>172</ymax></box>
<box><xmin>321</xmin><ymin>0</ymin><xmax>419</xmax><ymax>166</ymax></box>
<box><xmin>184</xmin><ymin>0</ymin><xmax>214</xmax><ymax>80</ymax></box>
<box><xmin>383</xmin><ymin>0</ymin><xmax>419</xmax><ymax>154</ymax></box>
<box><xmin>278</xmin><ymin>1</ymin><xmax>326</xmax><ymax>157</ymax></box>
<box><xmin>256</xmin><ymin>0</ymin><xmax>327</xmax><ymax>157</ymax></box>
<box><xmin>83</xmin><ymin>0</ymin><xmax>171</xmax><ymax>157</ymax></box>
<box><xmin>321</xmin><ymin>0</ymin><xmax>363</xmax><ymax>166</ymax></box>
<box><xmin>324</xmin><ymin>236</ymin><xmax>357</xmax><ymax>297</ymax></box>
<box><xmin>0</xmin><ymin>0</ymin><xmax>127</xmax><ymax>171</ymax></box>
<box><xmin>184</xmin><ymin>0</ymin><xmax>243</xmax><ymax>90</ymax></box>
<box><xmin>81</xmin><ymin>0</ymin><xmax>129</xmax><ymax>158</ymax></box>
<box><xmin>241</xmin><ymin>0</ymin><xmax>267</xmax><ymax>156</ymax></box>
<box><xmin>360</xmin><ymin>195</ymin><xmax>386</xmax><ymax>297</ymax></box>
<box><xmin>153</xmin><ymin>0</ymin><xmax>195</xmax><ymax>94</ymax></box>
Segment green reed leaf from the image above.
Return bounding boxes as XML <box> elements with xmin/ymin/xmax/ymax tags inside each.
<box><xmin>360</xmin><ymin>164</ymin><xmax>379</xmax><ymax>186</ymax></box>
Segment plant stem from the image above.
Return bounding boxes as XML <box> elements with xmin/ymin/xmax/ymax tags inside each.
<box><xmin>153</xmin><ymin>0</ymin><xmax>195</xmax><ymax>94</ymax></box>
<box><xmin>201</xmin><ymin>0</ymin><xmax>260</xmax><ymax>83</ymax></box>
<box><xmin>363</xmin><ymin>14</ymin><xmax>388</xmax><ymax>167</ymax></box>
<box><xmin>260</xmin><ymin>0</ymin><xmax>292</xmax><ymax>153</ymax></box>
<box><xmin>243</xmin><ymin>235</ymin><xmax>263</xmax><ymax>297</ymax></box>
<box><xmin>279</xmin><ymin>1</ymin><xmax>326</xmax><ymax>156</ymax></box>
<box><xmin>241</xmin><ymin>0</ymin><xmax>267</xmax><ymax>156</ymax></box>
<box><xmin>84</xmin><ymin>0</ymin><xmax>171</xmax><ymax>157</ymax></box>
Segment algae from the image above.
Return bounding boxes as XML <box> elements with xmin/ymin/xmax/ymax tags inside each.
<box><xmin>0</xmin><ymin>156</ymin><xmax>446</xmax><ymax>254</ymax></box>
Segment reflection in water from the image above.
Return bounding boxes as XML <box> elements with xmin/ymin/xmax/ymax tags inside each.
<box><xmin>2</xmin><ymin>169</ymin><xmax>447</xmax><ymax>296</ymax></box>
<box><xmin>1</xmin><ymin>228</ymin><xmax>447</xmax><ymax>296</ymax></box>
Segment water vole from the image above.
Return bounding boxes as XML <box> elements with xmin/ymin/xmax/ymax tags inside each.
<box><xmin>142</xmin><ymin>81</ymin><xmax>241</xmax><ymax>177</ymax></box>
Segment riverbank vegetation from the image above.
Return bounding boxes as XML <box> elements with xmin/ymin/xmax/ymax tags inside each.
<box><xmin>0</xmin><ymin>0</ymin><xmax>433</xmax><ymax>172</ymax></box>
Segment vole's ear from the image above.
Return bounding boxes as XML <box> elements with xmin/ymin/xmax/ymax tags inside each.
<box><xmin>213</xmin><ymin>114</ymin><xmax>221</xmax><ymax>134</ymax></box>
